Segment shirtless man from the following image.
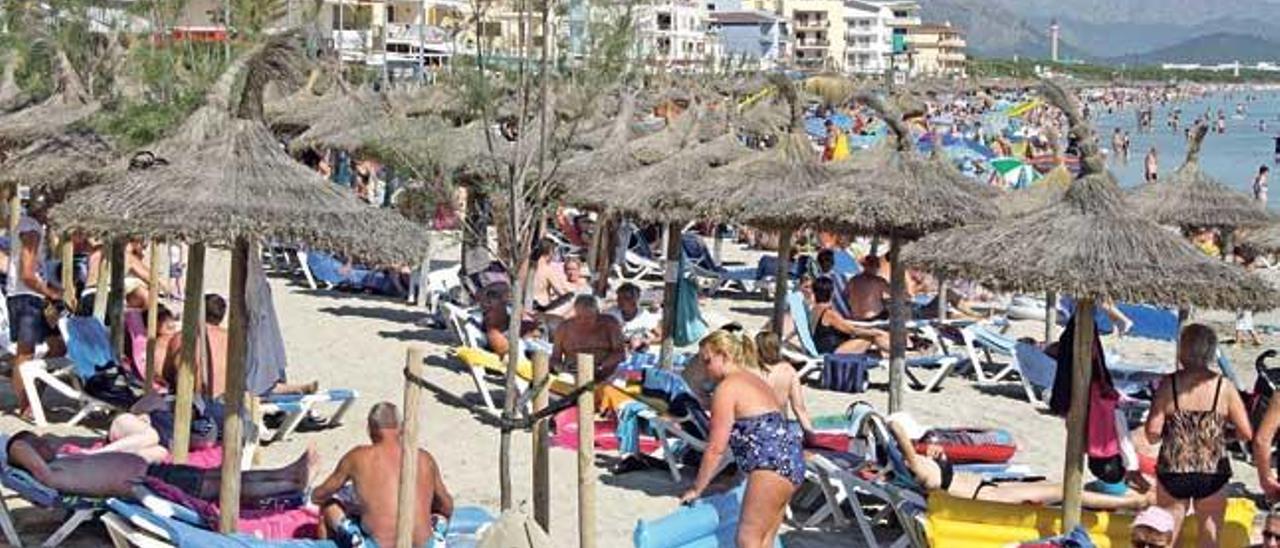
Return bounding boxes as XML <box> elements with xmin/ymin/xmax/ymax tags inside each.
<box><xmin>5</xmin><ymin>430</ymin><xmax>313</xmax><ymax>501</ymax></box>
<box><xmin>550</xmin><ymin>295</ymin><xmax>625</xmax><ymax>379</ymax></box>
<box><xmin>313</xmin><ymin>402</ymin><xmax>453</xmax><ymax>548</ymax></box>
<box><xmin>845</xmin><ymin>257</ymin><xmax>890</xmax><ymax>321</ymax></box>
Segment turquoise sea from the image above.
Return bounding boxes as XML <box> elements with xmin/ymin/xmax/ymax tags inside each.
<box><xmin>1092</xmin><ymin>90</ymin><xmax>1280</xmax><ymax>207</ymax></box>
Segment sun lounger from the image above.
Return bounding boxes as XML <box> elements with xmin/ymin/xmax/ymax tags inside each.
<box><xmin>613</xmin><ymin>250</ymin><xmax>664</xmax><ymax>283</ymax></box>
<box><xmin>256</xmin><ymin>389</ymin><xmax>358</xmax><ymax>443</ymax></box>
<box><xmin>784</xmin><ymin>293</ymin><xmax>961</xmax><ymax>393</ymax></box>
<box><xmin>441</xmin><ymin>302</ymin><xmax>576</xmax><ymax>414</ymax></box>
<box><xmin>956</xmin><ymin>323</ymin><xmax>1019</xmax><ymax>384</ymax></box>
<box><xmin>802</xmin><ymin>451</ymin><xmax>927</xmax><ymax>548</ymax></box>
<box><xmin>21</xmin><ymin>316</ymin><xmax>118</xmax><ymax>427</ymax></box>
<box><xmin>0</xmin><ymin>434</ymin><xmax>103</xmax><ymax>547</ymax></box>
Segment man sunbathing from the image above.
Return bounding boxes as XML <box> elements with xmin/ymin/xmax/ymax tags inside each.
<box><xmin>312</xmin><ymin>402</ymin><xmax>453</xmax><ymax>548</ymax></box>
<box><xmin>550</xmin><ymin>295</ymin><xmax>625</xmax><ymax>379</ymax></box>
<box><xmin>5</xmin><ymin>430</ymin><xmax>314</xmax><ymax>501</ymax></box>
<box><xmin>838</xmin><ymin>257</ymin><xmax>892</xmax><ymax>352</ymax></box>
<box><xmin>885</xmin><ymin>419</ymin><xmax>1148</xmax><ymax>510</ymax></box>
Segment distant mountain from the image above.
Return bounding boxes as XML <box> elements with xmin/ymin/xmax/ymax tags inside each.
<box><xmin>1107</xmin><ymin>32</ymin><xmax>1280</xmax><ymax>65</ymax></box>
<box><xmin>920</xmin><ymin>0</ymin><xmax>1091</xmax><ymax>60</ymax></box>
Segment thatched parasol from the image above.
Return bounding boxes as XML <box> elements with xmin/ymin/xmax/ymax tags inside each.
<box><xmin>558</xmin><ymin>98</ymin><xmax>707</xmax><ymax>199</ymax></box>
<box><xmin>1128</xmin><ymin>123</ymin><xmax>1272</xmax><ymax>238</ymax></box>
<box><xmin>602</xmin><ymin>133</ymin><xmax>752</xmax><ymax>224</ymax></box>
<box><xmin>902</xmin><ymin>79</ymin><xmax>1279</xmax><ymax>531</ymax></box>
<box><xmin>0</xmin><ymin>128</ymin><xmax>115</xmax><ymax>201</ymax></box>
<box><xmin>0</xmin><ymin>51</ymin><xmax>101</xmax><ymax>153</ymax></box>
<box><xmin>1239</xmin><ymin>223</ymin><xmax>1280</xmax><ymax>255</ymax></box>
<box><xmin>51</xmin><ymin>38</ymin><xmax>432</xmax><ymax>535</ymax></box>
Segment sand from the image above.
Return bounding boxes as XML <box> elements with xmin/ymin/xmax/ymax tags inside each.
<box><xmin>3</xmin><ymin>239</ymin><xmax>1276</xmax><ymax>547</ymax></box>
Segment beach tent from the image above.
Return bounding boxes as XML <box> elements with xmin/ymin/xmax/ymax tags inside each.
<box><xmin>989</xmin><ymin>157</ymin><xmax>1042</xmax><ymax>189</ymax></box>
<box><xmin>903</xmin><ymin>79</ymin><xmax>1278</xmax><ymax>532</ymax></box>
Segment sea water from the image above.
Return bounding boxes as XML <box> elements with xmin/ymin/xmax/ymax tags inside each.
<box><xmin>1092</xmin><ymin>90</ymin><xmax>1280</xmax><ymax>207</ymax></box>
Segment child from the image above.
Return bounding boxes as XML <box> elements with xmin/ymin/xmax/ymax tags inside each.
<box><xmin>1130</xmin><ymin>506</ymin><xmax>1174</xmax><ymax>547</ymax></box>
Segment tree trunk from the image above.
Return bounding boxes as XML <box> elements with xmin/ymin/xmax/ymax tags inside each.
<box><xmin>171</xmin><ymin>243</ymin><xmax>206</xmax><ymax>464</ymax></box>
<box><xmin>887</xmin><ymin>234</ymin><xmax>906</xmax><ymax>413</ymax></box>
<box><xmin>1062</xmin><ymin>298</ymin><xmax>1095</xmax><ymax>530</ymax></box>
<box><xmin>218</xmin><ymin>238</ymin><xmax>251</xmax><ymax>533</ymax></box>
<box><xmin>658</xmin><ymin>222</ymin><xmax>682</xmax><ymax>369</ymax></box>
<box><xmin>770</xmin><ymin>229</ymin><xmax>793</xmax><ymax>336</ymax></box>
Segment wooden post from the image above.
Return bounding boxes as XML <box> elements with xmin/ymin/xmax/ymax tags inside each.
<box><xmin>1062</xmin><ymin>297</ymin><xmax>1095</xmax><ymax>531</ymax></box>
<box><xmin>887</xmin><ymin>234</ymin><xmax>906</xmax><ymax>413</ymax></box>
<box><xmin>531</xmin><ymin>351</ymin><xmax>551</xmax><ymax>531</ymax></box>
<box><xmin>712</xmin><ymin>224</ymin><xmax>723</xmax><ymax>265</ymax></box>
<box><xmin>93</xmin><ymin>247</ymin><xmax>111</xmax><ymax>321</ymax></box>
<box><xmin>107</xmin><ymin>239</ymin><xmax>127</xmax><ymax>356</ymax></box>
<box><xmin>1220</xmin><ymin>228</ymin><xmax>1234</xmax><ymax>262</ymax></box>
<box><xmin>415</xmin><ymin>257</ymin><xmax>430</xmax><ymax>307</ymax></box>
<box><xmin>145</xmin><ymin>240</ymin><xmax>162</xmax><ymax>395</ymax></box>
<box><xmin>7</xmin><ymin>190</ymin><xmax>19</xmax><ymax>237</ymax></box>
<box><xmin>218</xmin><ymin>238</ymin><xmax>250</xmax><ymax>533</ymax></box>
<box><xmin>396</xmin><ymin>347</ymin><xmax>426</xmax><ymax>547</ymax></box>
<box><xmin>171</xmin><ymin>243</ymin><xmax>206</xmax><ymax>464</ymax></box>
<box><xmin>60</xmin><ymin>238</ymin><xmax>76</xmax><ymax>312</ymax></box>
<box><xmin>770</xmin><ymin>229</ymin><xmax>793</xmax><ymax>336</ymax></box>
<box><xmin>576</xmin><ymin>353</ymin><xmax>596</xmax><ymax>548</ymax></box>
<box><xmin>592</xmin><ymin>213</ymin><xmax>614</xmax><ymax>298</ymax></box>
<box><xmin>935</xmin><ymin>273</ymin><xmax>947</xmax><ymax>322</ymax></box>
<box><xmin>658</xmin><ymin>222</ymin><xmax>683</xmax><ymax>369</ymax></box>
<box><xmin>1045</xmin><ymin>290</ymin><xmax>1058</xmax><ymax>344</ymax></box>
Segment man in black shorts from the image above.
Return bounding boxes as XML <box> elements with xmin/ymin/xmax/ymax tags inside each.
<box><xmin>7</xmin><ymin>202</ymin><xmax>65</xmax><ymax>419</ymax></box>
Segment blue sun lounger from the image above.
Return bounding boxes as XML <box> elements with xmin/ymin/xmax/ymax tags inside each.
<box><xmin>257</xmin><ymin>389</ymin><xmax>359</xmax><ymax>443</ymax></box>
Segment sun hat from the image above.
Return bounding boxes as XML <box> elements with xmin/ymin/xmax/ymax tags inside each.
<box><xmin>1132</xmin><ymin>506</ymin><xmax>1175</xmax><ymax>533</ymax></box>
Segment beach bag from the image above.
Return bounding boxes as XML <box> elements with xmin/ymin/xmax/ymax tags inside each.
<box><xmin>821</xmin><ymin>354</ymin><xmax>872</xmax><ymax>394</ymax></box>
<box><xmin>1049</xmin><ymin>313</ymin><xmax>1114</xmax><ymax>417</ymax></box>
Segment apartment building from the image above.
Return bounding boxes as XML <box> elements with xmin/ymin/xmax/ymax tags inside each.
<box><xmin>708</xmin><ymin>10</ymin><xmax>789</xmax><ymax>68</ymax></box>
<box><xmin>634</xmin><ymin>0</ymin><xmax>719</xmax><ymax>67</ymax></box>
<box><xmin>906</xmin><ymin>22</ymin><xmax>966</xmax><ymax>76</ymax></box>
<box><xmin>786</xmin><ymin>0</ymin><xmax>845</xmax><ymax>70</ymax></box>
<box><xmin>320</xmin><ymin>0</ymin><xmax>467</xmax><ymax>66</ymax></box>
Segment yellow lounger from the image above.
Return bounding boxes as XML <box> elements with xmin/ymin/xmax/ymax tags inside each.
<box><xmin>454</xmin><ymin>346</ymin><xmax>577</xmax><ymax>410</ymax></box>
<box><xmin>923</xmin><ymin>492</ymin><xmax>1255</xmax><ymax>548</ymax></box>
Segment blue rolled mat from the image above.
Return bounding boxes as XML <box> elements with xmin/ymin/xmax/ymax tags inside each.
<box><xmin>633</xmin><ymin>485</ymin><xmax>783</xmax><ymax>548</ymax></box>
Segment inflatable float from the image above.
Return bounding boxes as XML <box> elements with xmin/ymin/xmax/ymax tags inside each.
<box><xmin>634</xmin><ymin>485</ymin><xmax>782</xmax><ymax>548</ymax></box>
<box><xmin>914</xmin><ymin>428</ymin><xmax>1017</xmax><ymax>464</ymax></box>
<box><xmin>924</xmin><ymin>491</ymin><xmax>1255</xmax><ymax>547</ymax></box>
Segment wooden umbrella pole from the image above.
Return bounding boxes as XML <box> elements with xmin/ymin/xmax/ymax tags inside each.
<box><xmin>1062</xmin><ymin>297</ymin><xmax>1096</xmax><ymax>531</ymax></box>
<box><xmin>770</xmin><ymin>229</ymin><xmax>794</xmax><ymax>336</ymax></box>
<box><xmin>1221</xmin><ymin>228</ymin><xmax>1234</xmax><ymax>261</ymax></box>
<box><xmin>171</xmin><ymin>243</ymin><xmax>206</xmax><ymax>464</ymax></box>
<box><xmin>145</xmin><ymin>240</ymin><xmax>162</xmax><ymax>395</ymax></box>
<box><xmin>7</xmin><ymin>190</ymin><xmax>19</xmax><ymax>237</ymax></box>
<box><xmin>887</xmin><ymin>234</ymin><xmax>907</xmax><ymax>413</ymax></box>
<box><xmin>658</xmin><ymin>221</ymin><xmax>682</xmax><ymax>369</ymax></box>
<box><xmin>1045</xmin><ymin>291</ymin><xmax>1058</xmax><ymax>344</ymax></box>
<box><xmin>591</xmin><ymin>212</ymin><xmax>612</xmax><ymax>297</ymax></box>
<box><xmin>531</xmin><ymin>351</ymin><xmax>551</xmax><ymax>531</ymax></box>
<box><xmin>60</xmin><ymin>238</ymin><xmax>76</xmax><ymax>311</ymax></box>
<box><xmin>396</xmin><ymin>347</ymin><xmax>426</xmax><ymax>547</ymax></box>
<box><xmin>93</xmin><ymin>246</ymin><xmax>111</xmax><ymax>321</ymax></box>
<box><xmin>219</xmin><ymin>238</ymin><xmax>251</xmax><ymax>533</ymax></box>
<box><xmin>107</xmin><ymin>239</ymin><xmax>127</xmax><ymax>356</ymax></box>
<box><xmin>577</xmin><ymin>353</ymin><xmax>596</xmax><ymax>548</ymax></box>
<box><xmin>935</xmin><ymin>273</ymin><xmax>947</xmax><ymax>322</ymax></box>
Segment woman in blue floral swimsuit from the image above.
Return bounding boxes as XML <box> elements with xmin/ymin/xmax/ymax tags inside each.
<box><xmin>679</xmin><ymin>329</ymin><xmax>804</xmax><ymax>548</ymax></box>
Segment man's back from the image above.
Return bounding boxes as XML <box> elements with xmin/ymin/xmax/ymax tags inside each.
<box><xmin>346</xmin><ymin>444</ymin><xmax>439</xmax><ymax>547</ymax></box>
<box><xmin>847</xmin><ymin>273</ymin><xmax>889</xmax><ymax>320</ymax></box>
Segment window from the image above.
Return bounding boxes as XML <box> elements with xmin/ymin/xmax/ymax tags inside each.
<box><xmin>332</xmin><ymin>5</ymin><xmax>372</xmax><ymax>30</ymax></box>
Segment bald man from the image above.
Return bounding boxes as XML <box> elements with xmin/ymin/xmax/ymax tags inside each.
<box><xmin>312</xmin><ymin>402</ymin><xmax>453</xmax><ymax>548</ymax></box>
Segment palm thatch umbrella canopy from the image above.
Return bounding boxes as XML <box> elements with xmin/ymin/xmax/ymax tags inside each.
<box><xmin>0</xmin><ymin>51</ymin><xmax>100</xmax><ymax>153</ymax></box>
<box><xmin>998</xmin><ymin>163</ymin><xmax>1072</xmax><ymax>217</ymax></box>
<box><xmin>0</xmin><ymin>128</ymin><xmax>115</xmax><ymax>200</ymax></box>
<box><xmin>902</xmin><ymin>80</ymin><xmax>1279</xmax><ymax>531</ymax></box>
<box><xmin>1128</xmin><ymin>123</ymin><xmax>1272</xmax><ymax>237</ymax></box>
<box><xmin>0</xmin><ymin>57</ymin><xmax>28</xmax><ymax>113</ymax></box>
<box><xmin>52</xmin><ymin>36</ymin><xmax>432</xmax><ymax>536</ymax></box>
<box><xmin>602</xmin><ymin>132</ymin><xmax>753</xmax><ymax>224</ymax></box>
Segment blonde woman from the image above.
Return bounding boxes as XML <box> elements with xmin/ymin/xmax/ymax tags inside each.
<box><xmin>678</xmin><ymin>330</ymin><xmax>804</xmax><ymax>548</ymax></box>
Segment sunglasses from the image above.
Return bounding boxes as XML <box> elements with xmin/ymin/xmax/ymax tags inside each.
<box><xmin>1265</xmin><ymin>530</ymin><xmax>1280</xmax><ymax>542</ymax></box>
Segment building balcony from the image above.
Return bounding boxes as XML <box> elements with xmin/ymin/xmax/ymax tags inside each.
<box><xmin>795</xmin><ymin>39</ymin><xmax>829</xmax><ymax>48</ymax></box>
<box><xmin>793</xmin><ymin>19</ymin><xmax>829</xmax><ymax>30</ymax></box>
<box><xmin>939</xmin><ymin>38</ymin><xmax>966</xmax><ymax>48</ymax></box>
<box><xmin>887</xmin><ymin>17</ymin><xmax>918</xmax><ymax>28</ymax></box>
<box><xmin>939</xmin><ymin>52</ymin><xmax>967</xmax><ymax>62</ymax></box>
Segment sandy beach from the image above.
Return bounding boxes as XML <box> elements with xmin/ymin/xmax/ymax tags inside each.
<box><xmin>3</xmin><ymin>236</ymin><xmax>1275</xmax><ymax>547</ymax></box>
